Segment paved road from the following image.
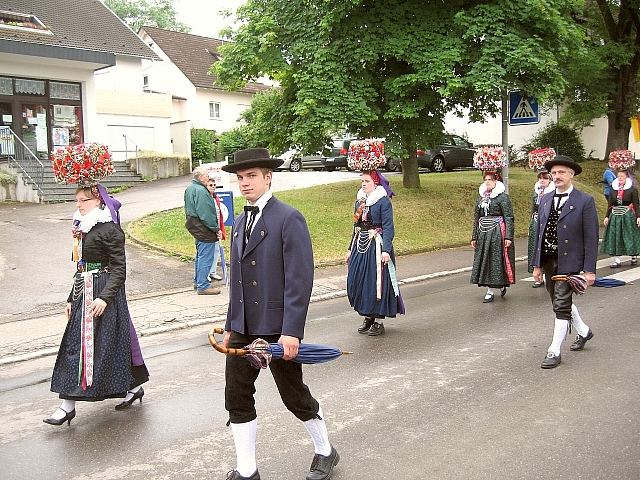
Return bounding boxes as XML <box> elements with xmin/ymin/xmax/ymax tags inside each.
<box><xmin>0</xmin><ymin>171</ymin><xmax>362</xmax><ymax>318</ymax></box>
<box><xmin>1</xmin><ymin>261</ymin><xmax>638</xmax><ymax>479</ymax></box>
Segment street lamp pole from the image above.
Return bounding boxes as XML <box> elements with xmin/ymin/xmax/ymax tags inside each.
<box><xmin>501</xmin><ymin>89</ymin><xmax>509</xmax><ymax>193</ymax></box>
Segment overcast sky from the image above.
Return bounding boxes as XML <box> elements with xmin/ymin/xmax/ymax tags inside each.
<box><xmin>174</xmin><ymin>0</ymin><xmax>246</xmax><ymax>38</ymax></box>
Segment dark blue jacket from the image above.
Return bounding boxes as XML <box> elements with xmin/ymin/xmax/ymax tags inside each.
<box><xmin>531</xmin><ymin>187</ymin><xmax>599</xmax><ymax>274</ymax></box>
<box><xmin>225</xmin><ymin>196</ymin><xmax>314</xmax><ymax>339</ymax></box>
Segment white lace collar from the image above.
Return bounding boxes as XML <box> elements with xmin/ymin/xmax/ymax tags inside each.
<box><xmin>534</xmin><ymin>181</ymin><xmax>555</xmax><ymax>195</ymax></box>
<box><xmin>357</xmin><ymin>185</ymin><xmax>388</xmax><ymax>206</ymax></box>
<box><xmin>73</xmin><ymin>206</ymin><xmax>113</xmax><ymax>233</ymax></box>
<box><xmin>612</xmin><ymin>178</ymin><xmax>632</xmax><ymax>191</ymax></box>
<box><xmin>478</xmin><ymin>181</ymin><xmax>505</xmax><ymax>198</ymax></box>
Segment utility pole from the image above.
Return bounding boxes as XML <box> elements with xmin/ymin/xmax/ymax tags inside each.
<box><xmin>501</xmin><ymin>90</ymin><xmax>509</xmax><ymax>193</ymax></box>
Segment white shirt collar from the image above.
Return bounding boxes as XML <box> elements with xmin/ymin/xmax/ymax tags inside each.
<box><xmin>248</xmin><ymin>190</ymin><xmax>273</xmax><ymax>211</ymax></box>
<box><xmin>555</xmin><ymin>185</ymin><xmax>574</xmax><ymax>196</ymax></box>
<box><xmin>73</xmin><ymin>206</ymin><xmax>113</xmax><ymax>233</ymax></box>
<box><xmin>612</xmin><ymin>178</ymin><xmax>632</xmax><ymax>190</ymax></box>
<box><xmin>478</xmin><ymin>181</ymin><xmax>505</xmax><ymax>198</ymax></box>
<box><xmin>357</xmin><ymin>185</ymin><xmax>388</xmax><ymax>206</ymax></box>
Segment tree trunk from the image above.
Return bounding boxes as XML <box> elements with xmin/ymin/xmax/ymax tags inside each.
<box><xmin>401</xmin><ymin>139</ymin><xmax>421</xmax><ymax>189</ymax></box>
<box><xmin>605</xmin><ymin>113</ymin><xmax>631</xmax><ymax>159</ymax></box>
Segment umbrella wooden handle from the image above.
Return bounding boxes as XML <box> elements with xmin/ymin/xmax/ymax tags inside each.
<box><xmin>551</xmin><ymin>275</ymin><xmax>568</xmax><ymax>281</ymax></box>
<box><xmin>208</xmin><ymin>327</ymin><xmax>249</xmax><ymax>356</ymax></box>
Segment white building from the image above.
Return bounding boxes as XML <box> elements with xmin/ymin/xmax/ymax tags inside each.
<box><xmin>138</xmin><ymin>26</ymin><xmax>272</xmax><ymax>158</ymax></box>
<box><xmin>0</xmin><ymin>0</ymin><xmax>166</xmax><ymax>162</ymax></box>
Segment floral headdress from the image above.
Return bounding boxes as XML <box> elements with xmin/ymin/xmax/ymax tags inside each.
<box><xmin>473</xmin><ymin>146</ymin><xmax>507</xmax><ymax>171</ymax></box>
<box><xmin>528</xmin><ymin>147</ymin><xmax>556</xmax><ymax>171</ymax></box>
<box><xmin>51</xmin><ymin>143</ymin><xmax>114</xmax><ymax>186</ymax></box>
<box><xmin>608</xmin><ymin>150</ymin><xmax>636</xmax><ymax>170</ymax></box>
<box><xmin>347</xmin><ymin>139</ymin><xmax>387</xmax><ymax>171</ymax></box>
<box><xmin>51</xmin><ymin>143</ymin><xmax>121</xmax><ymax>224</ymax></box>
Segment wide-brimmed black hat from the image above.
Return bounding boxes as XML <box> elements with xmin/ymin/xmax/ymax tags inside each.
<box><xmin>221</xmin><ymin>148</ymin><xmax>283</xmax><ymax>173</ymax></box>
<box><xmin>544</xmin><ymin>155</ymin><xmax>582</xmax><ymax>175</ymax></box>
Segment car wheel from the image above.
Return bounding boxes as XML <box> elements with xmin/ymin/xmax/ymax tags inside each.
<box><xmin>289</xmin><ymin>159</ymin><xmax>302</xmax><ymax>172</ymax></box>
<box><xmin>385</xmin><ymin>158</ymin><xmax>399</xmax><ymax>172</ymax></box>
<box><xmin>431</xmin><ymin>156</ymin><xmax>445</xmax><ymax>173</ymax></box>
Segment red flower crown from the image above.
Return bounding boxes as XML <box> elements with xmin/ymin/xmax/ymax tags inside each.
<box><xmin>51</xmin><ymin>143</ymin><xmax>114</xmax><ymax>186</ymax></box>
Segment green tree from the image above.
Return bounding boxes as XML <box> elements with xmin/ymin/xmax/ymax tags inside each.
<box><xmin>562</xmin><ymin>1</ymin><xmax>640</xmax><ymax>157</ymax></box>
<box><xmin>214</xmin><ymin>1</ymin><xmax>580</xmax><ymax>188</ymax></box>
<box><xmin>218</xmin><ymin>125</ymin><xmax>256</xmax><ymax>160</ymax></box>
<box><xmin>104</xmin><ymin>0</ymin><xmax>190</xmax><ymax>32</ymax></box>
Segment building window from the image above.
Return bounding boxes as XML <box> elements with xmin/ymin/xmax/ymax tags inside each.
<box><xmin>0</xmin><ymin>10</ymin><xmax>52</xmax><ymax>34</ymax></box>
<box><xmin>209</xmin><ymin>102</ymin><xmax>220</xmax><ymax>119</ymax></box>
<box><xmin>143</xmin><ymin>75</ymin><xmax>149</xmax><ymax>90</ymax></box>
<box><xmin>0</xmin><ymin>77</ymin><xmax>12</xmax><ymax>95</ymax></box>
<box><xmin>15</xmin><ymin>78</ymin><xmax>45</xmax><ymax>95</ymax></box>
<box><xmin>50</xmin><ymin>81</ymin><xmax>81</xmax><ymax>100</ymax></box>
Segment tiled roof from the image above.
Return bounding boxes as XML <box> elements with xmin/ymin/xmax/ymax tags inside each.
<box><xmin>0</xmin><ymin>0</ymin><xmax>158</xmax><ymax>59</ymax></box>
<box><xmin>141</xmin><ymin>26</ymin><xmax>270</xmax><ymax>94</ymax></box>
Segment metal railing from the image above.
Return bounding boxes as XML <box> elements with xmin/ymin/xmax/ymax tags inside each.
<box><xmin>0</xmin><ymin>127</ymin><xmax>45</xmax><ymax>196</ymax></box>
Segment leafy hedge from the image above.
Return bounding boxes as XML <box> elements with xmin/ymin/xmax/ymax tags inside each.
<box><xmin>521</xmin><ymin>122</ymin><xmax>586</xmax><ymax>162</ymax></box>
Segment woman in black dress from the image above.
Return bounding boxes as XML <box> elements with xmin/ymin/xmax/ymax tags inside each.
<box><xmin>44</xmin><ymin>186</ymin><xmax>149</xmax><ymax>426</ymax></box>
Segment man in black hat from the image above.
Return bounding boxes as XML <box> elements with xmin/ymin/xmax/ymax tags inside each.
<box><xmin>531</xmin><ymin>155</ymin><xmax>599</xmax><ymax>369</ymax></box>
<box><xmin>220</xmin><ymin>148</ymin><xmax>339</xmax><ymax>480</ymax></box>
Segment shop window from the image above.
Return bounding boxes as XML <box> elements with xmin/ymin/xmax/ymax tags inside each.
<box><xmin>0</xmin><ymin>10</ymin><xmax>52</xmax><ymax>34</ymax></box>
<box><xmin>50</xmin><ymin>82</ymin><xmax>81</xmax><ymax>101</ymax></box>
<box><xmin>209</xmin><ymin>102</ymin><xmax>220</xmax><ymax>119</ymax></box>
<box><xmin>0</xmin><ymin>77</ymin><xmax>12</xmax><ymax>95</ymax></box>
<box><xmin>52</xmin><ymin>105</ymin><xmax>82</xmax><ymax>147</ymax></box>
<box><xmin>15</xmin><ymin>78</ymin><xmax>45</xmax><ymax>96</ymax></box>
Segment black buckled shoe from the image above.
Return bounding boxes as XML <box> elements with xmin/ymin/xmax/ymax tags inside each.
<box><xmin>569</xmin><ymin>329</ymin><xmax>594</xmax><ymax>351</ymax></box>
<box><xmin>500</xmin><ymin>286</ymin><xmax>507</xmax><ymax>297</ymax></box>
<box><xmin>541</xmin><ymin>352</ymin><xmax>561</xmax><ymax>369</ymax></box>
<box><xmin>306</xmin><ymin>446</ymin><xmax>339</xmax><ymax>480</ymax></box>
<box><xmin>43</xmin><ymin>407</ymin><xmax>76</xmax><ymax>426</ymax></box>
<box><xmin>357</xmin><ymin>317</ymin><xmax>375</xmax><ymax>334</ymax></box>
<box><xmin>226</xmin><ymin>470</ymin><xmax>260</xmax><ymax>480</ymax></box>
<box><xmin>532</xmin><ymin>282</ymin><xmax>544</xmax><ymax>288</ymax></box>
<box><xmin>368</xmin><ymin>321</ymin><xmax>385</xmax><ymax>336</ymax></box>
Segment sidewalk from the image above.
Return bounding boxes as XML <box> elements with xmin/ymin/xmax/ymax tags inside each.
<box><xmin>0</xmin><ymin>238</ymin><xmax>531</xmax><ymax>366</ymax></box>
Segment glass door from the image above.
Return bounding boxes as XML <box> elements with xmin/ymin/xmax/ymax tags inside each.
<box><xmin>0</xmin><ymin>102</ymin><xmax>14</xmax><ymax>157</ymax></box>
<box><xmin>19</xmin><ymin>103</ymin><xmax>48</xmax><ymax>160</ymax></box>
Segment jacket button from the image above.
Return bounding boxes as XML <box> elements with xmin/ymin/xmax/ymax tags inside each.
<box><xmin>238</xmin><ymin>280</ymin><xmax>241</xmax><ymax>284</ymax></box>
<box><xmin>254</xmin><ymin>301</ymin><xmax>258</xmax><ymax>304</ymax></box>
<box><xmin>563</xmin><ymin>252</ymin><xmax>568</xmax><ymax>256</ymax></box>
<box><xmin>260</xmin><ymin>231</ymin><xmax>265</xmax><ymax>236</ymax></box>
<box><xmin>564</xmin><ymin>239</ymin><xmax>568</xmax><ymax>243</ymax></box>
<box><xmin>251</xmin><ymin>260</ymin><xmax>256</xmax><ymax>265</ymax></box>
<box><xmin>252</xmin><ymin>281</ymin><xmax>257</xmax><ymax>286</ymax></box>
<box><xmin>563</xmin><ymin>225</ymin><xmax>567</xmax><ymax>228</ymax></box>
<box><xmin>239</xmin><ymin>299</ymin><xmax>243</xmax><ymax>303</ymax></box>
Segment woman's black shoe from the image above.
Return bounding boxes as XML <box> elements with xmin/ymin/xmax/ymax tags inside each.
<box><xmin>368</xmin><ymin>322</ymin><xmax>385</xmax><ymax>336</ymax></box>
<box><xmin>115</xmin><ymin>387</ymin><xmax>144</xmax><ymax>410</ymax></box>
<box><xmin>357</xmin><ymin>317</ymin><xmax>375</xmax><ymax>334</ymax></box>
<box><xmin>43</xmin><ymin>407</ymin><xmax>76</xmax><ymax>426</ymax></box>
<box><xmin>500</xmin><ymin>286</ymin><xmax>507</xmax><ymax>297</ymax></box>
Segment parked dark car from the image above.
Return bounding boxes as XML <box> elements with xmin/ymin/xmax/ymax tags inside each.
<box><xmin>418</xmin><ymin>134</ymin><xmax>476</xmax><ymax>172</ymax></box>
<box><xmin>322</xmin><ymin>138</ymin><xmax>401</xmax><ymax>172</ymax></box>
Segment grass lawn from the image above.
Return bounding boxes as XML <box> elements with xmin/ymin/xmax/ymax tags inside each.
<box><xmin>127</xmin><ymin>161</ymin><xmax>608</xmax><ymax>265</ymax></box>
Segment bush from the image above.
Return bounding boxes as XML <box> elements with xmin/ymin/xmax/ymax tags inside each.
<box><xmin>521</xmin><ymin>122</ymin><xmax>586</xmax><ymax>162</ymax></box>
<box><xmin>218</xmin><ymin>125</ymin><xmax>253</xmax><ymax>161</ymax></box>
<box><xmin>191</xmin><ymin>128</ymin><xmax>217</xmax><ymax>163</ymax></box>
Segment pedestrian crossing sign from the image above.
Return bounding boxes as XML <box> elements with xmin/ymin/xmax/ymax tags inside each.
<box><xmin>509</xmin><ymin>91</ymin><xmax>540</xmax><ymax>125</ymax></box>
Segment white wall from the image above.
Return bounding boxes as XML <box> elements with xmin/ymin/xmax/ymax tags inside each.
<box><xmin>192</xmin><ymin>88</ymin><xmax>252</xmax><ymax>133</ymax></box>
<box><xmin>95</xmin><ymin>113</ymin><xmax>172</xmax><ymax>161</ymax></box>
<box><xmin>94</xmin><ymin>56</ymin><xmax>145</xmax><ymax>92</ymax></box>
<box><xmin>443</xmin><ymin>104</ymin><xmax>639</xmax><ymax>160</ymax></box>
